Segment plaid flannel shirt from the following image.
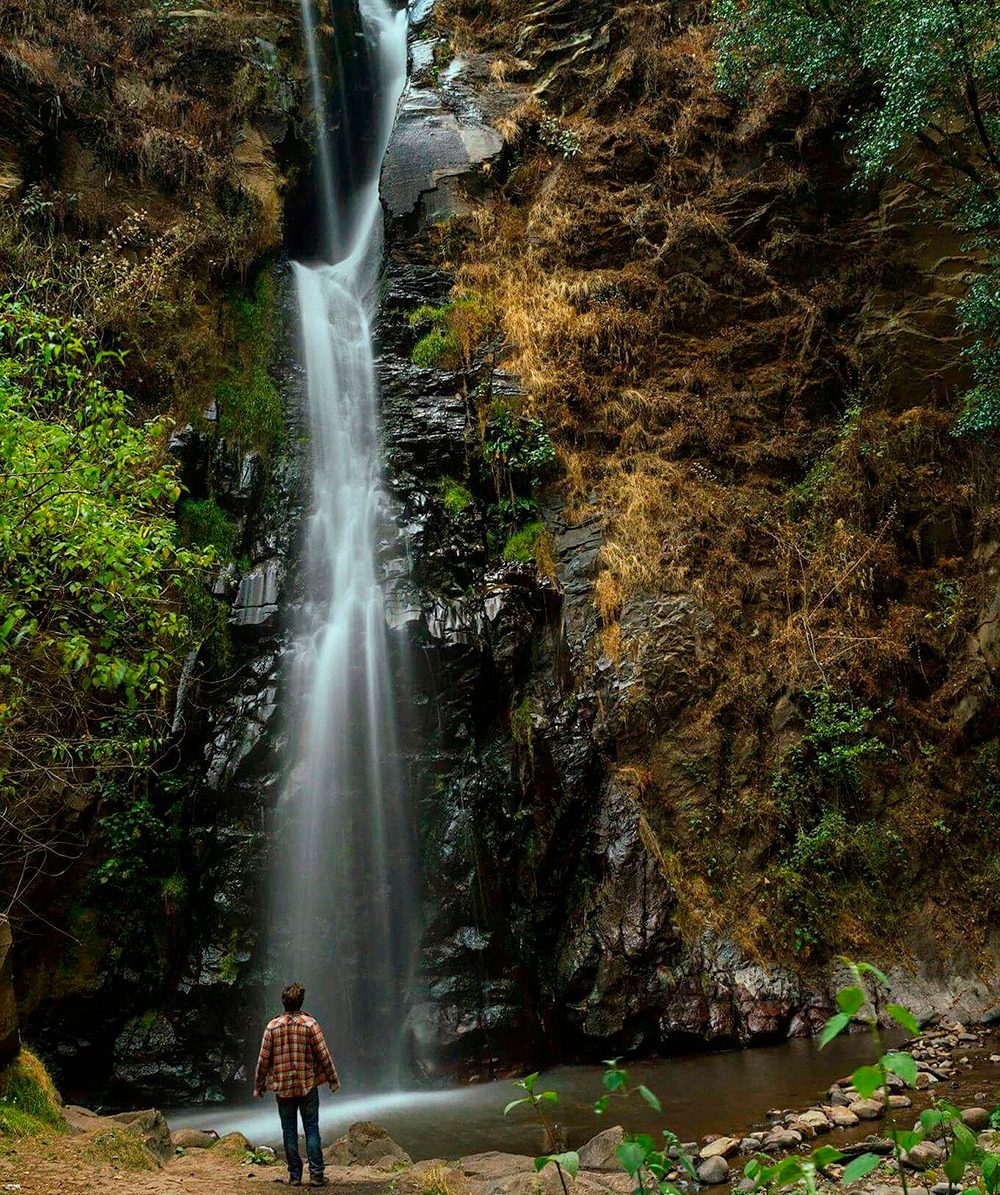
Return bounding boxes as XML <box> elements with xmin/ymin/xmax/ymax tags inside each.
<box><xmin>254</xmin><ymin>1012</ymin><xmax>340</xmax><ymax>1099</ymax></box>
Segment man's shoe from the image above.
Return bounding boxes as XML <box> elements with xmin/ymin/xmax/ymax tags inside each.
<box><xmin>310</xmin><ymin>1177</ymin><xmax>329</xmax><ymax>1187</ymax></box>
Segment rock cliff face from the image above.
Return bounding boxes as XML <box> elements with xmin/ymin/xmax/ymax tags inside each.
<box><xmin>375</xmin><ymin>0</ymin><xmax>1000</xmax><ymax>1082</ymax></box>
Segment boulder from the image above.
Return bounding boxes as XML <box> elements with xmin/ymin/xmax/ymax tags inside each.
<box><xmin>796</xmin><ymin>1110</ymin><xmax>831</xmax><ymax>1133</ymax></box>
<box><xmin>460</xmin><ymin>1153</ymin><xmax>538</xmax><ymax>1181</ymax></box>
<box><xmin>696</xmin><ymin>1156</ymin><xmax>730</xmax><ymax>1185</ymax></box>
<box><xmin>326</xmin><ymin>1122</ymin><xmax>412</xmax><ymax>1168</ymax></box>
<box><xmin>171</xmin><ymin>1128</ymin><xmax>218</xmax><ymax>1150</ymax></box>
<box><xmin>785</xmin><ymin>1121</ymin><xmax>816</xmax><ymax>1139</ymax></box>
<box><xmin>824</xmin><ymin>1106</ymin><xmax>860</xmax><ymax>1128</ymax></box>
<box><xmin>762</xmin><ymin>1129</ymin><xmax>802</xmax><ymax>1151</ymax></box>
<box><xmin>700</xmin><ymin>1136</ymin><xmax>739</xmax><ymax>1160</ymax></box>
<box><xmin>111</xmin><ymin>1109</ymin><xmax>171</xmax><ymax>1162</ymax></box>
<box><xmin>849</xmin><ymin>1099</ymin><xmax>884</xmax><ymax>1121</ymax></box>
<box><xmin>960</xmin><ymin>1108</ymin><xmax>991</xmax><ymax>1131</ymax></box>
<box><xmin>902</xmin><ymin>1142</ymin><xmax>944</xmax><ymax>1170</ymax></box>
<box><xmin>213</xmin><ymin>1131</ymin><xmax>253</xmax><ymax>1156</ymax></box>
<box><xmin>579</xmin><ymin>1127</ymin><xmax>626</xmax><ymax>1171</ymax></box>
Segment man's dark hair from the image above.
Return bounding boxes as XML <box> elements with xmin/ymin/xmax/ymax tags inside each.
<box><xmin>282</xmin><ymin>982</ymin><xmax>305</xmax><ymax>1012</ymax></box>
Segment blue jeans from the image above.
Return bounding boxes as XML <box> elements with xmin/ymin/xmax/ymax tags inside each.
<box><xmin>276</xmin><ymin>1085</ymin><xmax>323</xmax><ymax>1182</ymax></box>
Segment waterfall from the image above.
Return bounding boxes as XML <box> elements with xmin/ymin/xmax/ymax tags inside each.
<box><xmin>269</xmin><ymin>0</ymin><xmax>413</xmax><ymax>1088</ymax></box>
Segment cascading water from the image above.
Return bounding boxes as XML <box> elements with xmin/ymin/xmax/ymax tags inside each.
<box><xmin>268</xmin><ymin>0</ymin><xmax>414</xmax><ymax>1088</ymax></box>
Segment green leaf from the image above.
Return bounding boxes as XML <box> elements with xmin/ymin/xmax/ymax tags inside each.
<box><xmin>522</xmin><ymin>1072</ymin><xmax>539</xmax><ymax>1093</ymax></box>
<box><xmin>819</xmin><ymin>1012</ymin><xmax>851</xmax><ymax>1048</ymax></box>
<box><xmin>951</xmin><ymin>1123</ymin><xmax>977</xmax><ymax>1162</ymax></box>
<box><xmin>553</xmin><ymin>1153</ymin><xmax>579</xmax><ymax>1179</ymax></box>
<box><xmin>538</xmin><ymin>1091</ymin><xmax>559</xmax><ymax>1104</ymax></box>
<box><xmin>594</xmin><ymin>1095</ymin><xmax>610</xmax><ymax>1115</ymax></box>
<box><xmin>772</xmin><ymin>1157</ymin><xmax>806</xmax><ymax>1185</ymax></box>
<box><xmin>811</xmin><ymin>1146</ymin><xmax>843</xmax><ymax>1168</ymax></box>
<box><xmin>856</xmin><ymin>962</ymin><xmax>890</xmax><ymax>988</ymax></box>
<box><xmin>836</xmin><ymin>985</ymin><xmax>865</xmax><ymax>1016</ymax></box>
<box><xmin>851</xmin><ymin>1065</ymin><xmax>883</xmax><ymax>1099</ymax></box>
<box><xmin>882</xmin><ymin>1051</ymin><xmax>917</xmax><ymax>1087</ymax></box>
<box><xmin>637</xmin><ymin>1085</ymin><xmax>662</xmax><ymax>1113</ymax></box>
<box><xmin>886</xmin><ymin>1003</ymin><xmax>920</xmax><ymax>1035</ymax></box>
<box><xmin>919</xmin><ymin>1109</ymin><xmax>944</xmax><ymax>1133</ymax></box>
<box><xmin>617</xmin><ymin>1141</ymin><xmax>649</xmax><ymax>1177</ymax></box>
<box><xmin>944</xmin><ymin>1155</ymin><xmax>968</xmax><ymax>1185</ymax></box>
<box><xmin>894</xmin><ymin>1131</ymin><xmax>923</xmax><ymax>1152</ymax></box>
<box><xmin>841</xmin><ymin>1153</ymin><xmax>882</xmax><ymax>1183</ymax></box>
<box><xmin>677</xmin><ymin>1151</ymin><xmax>699</xmax><ymax>1181</ymax></box>
<box><xmin>504</xmin><ymin>1098</ymin><xmax>528</xmax><ymax>1116</ymax></box>
<box><xmin>604</xmin><ymin>1068</ymin><xmax>627</xmax><ymax>1093</ymax></box>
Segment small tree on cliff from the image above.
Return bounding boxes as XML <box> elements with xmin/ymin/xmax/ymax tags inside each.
<box><xmin>713</xmin><ymin>0</ymin><xmax>1000</xmax><ymax>434</ymax></box>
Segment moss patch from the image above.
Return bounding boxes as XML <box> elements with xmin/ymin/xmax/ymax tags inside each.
<box><xmin>440</xmin><ymin>479</ymin><xmax>474</xmax><ymax>515</ymax></box>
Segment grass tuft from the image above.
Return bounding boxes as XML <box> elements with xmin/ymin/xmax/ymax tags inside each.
<box><xmin>0</xmin><ymin>1049</ymin><xmax>65</xmax><ymax>1138</ymax></box>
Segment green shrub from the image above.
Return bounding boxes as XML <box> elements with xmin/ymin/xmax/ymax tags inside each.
<box><xmin>412</xmin><ymin>327</ymin><xmax>459</xmax><ymax>369</ymax></box>
<box><xmin>176</xmin><ymin>498</ymin><xmax>237</xmax><ymax>558</ymax></box>
<box><xmin>408</xmin><ymin>295</ymin><xmax>492</xmax><ymax>370</ymax></box>
<box><xmin>216</xmin><ymin>267</ymin><xmax>283</xmax><ymax>455</ymax></box>
<box><xmin>502</xmin><ymin>521</ymin><xmax>543</xmax><ymax>562</ymax></box>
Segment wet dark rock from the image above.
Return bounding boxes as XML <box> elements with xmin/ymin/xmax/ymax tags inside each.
<box><xmin>697</xmin><ymin>1156</ymin><xmax>731</xmax><ymax>1185</ymax></box>
<box><xmin>382</xmin><ymin>76</ymin><xmax>503</xmax><ymax>228</ymax></box>
<box><xmin>229</xmin><ymin>559</ymin><xmax>283</xmax><ymax>634</ymax></box>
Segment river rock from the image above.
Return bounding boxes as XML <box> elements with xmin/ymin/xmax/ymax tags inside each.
<box><xmin>888</xmin><ymin>1095</ymin><xmax>912</xmax><ymax>1108</ymax></box>
<box><xmin>849</xmin><ymin>1099</ymin><xmax>884</xmax><ymax>1120</ymax></box>
<box><xmin>762</xmin><ymin>1129</ymin><xmax>802</xmax><ymax>1151</ymax></box>
<box><xmin>960</xmin><ymin>1107</ymin><xmax>991</xmax><ymax>1130</ymax></box>
<box><xmin>797</xmin><ymin>1110</ymin><xmax>831</xmax><ymax>1133</ymax></box>
<box><xmin>325</xmin><ymin>1122</ymin><xmax>412</xmax><ymax>1168</ymax></box>
<box><xmin>700</xmin><ymin>1136</ymin><xmax>739</xmax><ymax>1160</ymax></box>
<box><xmin>902</xmin><ymin>1141</ymin><xmax>944</xmax><ymax>1170</ymax></box>
<box><xmin>824</xmin><ymin>1106</ymin><xmax>860</xmax><ymax>1128</ymax></box>
<box><xmin>579</xmin><ymin>1127</ymin><xmax>626</xmax><ymax>1170</ymax></box>
<box><xmin>786</xmin><ymin>1121</ymin><xmax>816</xmax><ymax>1139</ymax></box>
<box><xmin>171</xmin><ymin>1128</ymin><xmax>218</xmax><ymax>1149</ymax></box>
<box><xmin>696</xmin><ymin>1156</ymin><xmax>730</xmax><ymax>1185</ymax></box>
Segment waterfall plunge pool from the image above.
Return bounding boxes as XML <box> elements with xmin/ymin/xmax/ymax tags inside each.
<box><xmin>171</xmin><ymin>1032</ymin><xmax>905</xmax><ymax>1159</ymax></box>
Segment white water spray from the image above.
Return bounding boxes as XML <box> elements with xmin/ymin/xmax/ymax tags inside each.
<box><xmin>269</xmin><ymin>0</ymin><xmax>413</xmax><ymax>1087</ymax></box>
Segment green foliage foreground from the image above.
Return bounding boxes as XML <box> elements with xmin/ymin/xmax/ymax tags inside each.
<box><xmin>0</xmin><ymin>295</ymin><xmax>211</xmax><ymax>906</ymax></box>
<box><xmin>713</xmin><ymin>0</ymin><xmax>1000</xmax><ymax>436</ymax></box>
<box><xmin>505</xmin><ymin>961</ymin><xmax>1000</xmax><ymax>1195</ymax></box>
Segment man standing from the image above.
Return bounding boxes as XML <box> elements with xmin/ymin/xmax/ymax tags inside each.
<box><xmin>254</xmin><ymin>982</ymin><xmax>340</xmax><ymax>1187</ymax></box>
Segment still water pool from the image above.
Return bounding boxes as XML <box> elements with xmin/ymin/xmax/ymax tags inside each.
<box><xmin>173</xmin><ymin>1033</ymin><xmax>897</xmax><ymax>1160</ymax></box>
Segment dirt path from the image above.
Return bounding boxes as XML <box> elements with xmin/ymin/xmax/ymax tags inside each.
<box><xmin>0</xmin><ymin>1132</ymin><xmax>394</xmax><ymax>1195</ymax></box>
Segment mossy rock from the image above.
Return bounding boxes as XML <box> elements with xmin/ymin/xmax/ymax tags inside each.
<box><xmin>212</xmin><ymin>1130</ymin><xmax>253</xmax><ymax>1158</ymax></box>
<box><xmin>84</xmin><ymin>1126</ymin><xmax>159</xmax><ymax>1171</ymax></box>
<box><xmin>0</xmin><ymin>1049</ymin><xmax>65</xmax><ymax>1138</ymax></box>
